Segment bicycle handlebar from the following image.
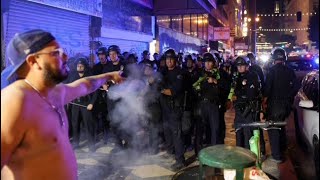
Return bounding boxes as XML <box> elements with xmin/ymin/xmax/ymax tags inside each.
<box><xmin>238</xmin><ymin>121</ymin><xmax>287</xmax><ymax>128</ymax></box>
<box><xmin>234</xmin><ymin>121</ymin><xmax>287</xmax><ymax>132</ymax></box>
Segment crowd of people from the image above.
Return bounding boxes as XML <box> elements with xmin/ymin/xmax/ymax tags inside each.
<box><xmin>2</xmin><ymin>29</ymin><xmax>300</xmax><ymax>179</ymax></box>
<box><xmin>63</xmin><ymin>43</ymin><xmax>300</xmax><ymax>170</ymax></box>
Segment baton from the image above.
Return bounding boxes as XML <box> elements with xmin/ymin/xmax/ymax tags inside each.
<box><xmin>69</xmin><ymin>102</ymin><xmax>87</xmax><ymax>108</ymax></box>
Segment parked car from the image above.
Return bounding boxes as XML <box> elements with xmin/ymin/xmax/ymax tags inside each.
<box><xmin>286</xmin><ymin>56</ymin><xmax>319</xmax><ymax>87</ymax></box>
<box><xmin>294</xmin><ymin>70</ymin><xmax>319</xmax><ymax>178</ymax></box>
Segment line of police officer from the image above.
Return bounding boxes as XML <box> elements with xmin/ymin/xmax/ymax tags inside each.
<box><xmin>65</xmin><ymin>45</ymin><xmax>299</xmax><ymax>169</ymax></box>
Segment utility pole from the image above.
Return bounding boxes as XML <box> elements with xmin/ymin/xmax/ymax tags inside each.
<box><xmin>249</xmin><ymin>0</ymin><xmax>257</xmax><ymax>54</ymax></box>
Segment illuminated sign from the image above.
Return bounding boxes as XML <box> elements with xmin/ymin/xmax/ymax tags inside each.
<box><xmin>132</xmin><ymin>0</ymin><xmax>153</xmax><ymax>9</ymax></box>
<box><xmin>213</xmin><ymin>27</ymin><xmax>230</xmax><ymax>40</ymax></box>
<box><xmin>27</xmin><ymin>0</ymin><xmax>102</xmax><ymax>17</ymax></box>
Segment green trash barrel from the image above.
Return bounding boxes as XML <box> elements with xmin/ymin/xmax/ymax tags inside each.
<box><xmin>198</xmin><ymin>145</ymin><xmax>257</xmax><ymax>180</ymax></box>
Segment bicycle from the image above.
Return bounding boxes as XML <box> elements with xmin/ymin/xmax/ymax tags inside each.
<box><xmin>234</xmin><ymin>121</ymin><xmax>287</xmax><ymax>169</ymax></box>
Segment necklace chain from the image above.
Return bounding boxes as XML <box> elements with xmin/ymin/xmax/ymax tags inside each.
<box><xmin>24</xmin><ymin>79</ymin><xmax>65</xmax><ymax>128</ymax></box>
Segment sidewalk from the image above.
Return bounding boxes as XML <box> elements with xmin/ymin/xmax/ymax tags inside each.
<box><xmin>74</xmin><ymin>109</ymin><xmax>298</xmax><ymax>179</ymax></box>
<box><xmin>225</xmin><ymin>109</ymin><xmax>298</xmax><ymax>180</ymax></box>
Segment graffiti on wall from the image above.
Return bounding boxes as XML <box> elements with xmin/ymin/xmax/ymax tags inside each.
<box><xmin>21</xmin><ymin>25</ymin><xmax>88</xmax><ymax>57</ymax></box>
<box><xmin>103</xmin><ymin>0</ymin><xmax>152</xmax><ymax>35</ymax></box>
<box><xmin>27</xmin><ymin>0</ymin><xmax>102</xmax><ymax>17</ymax></box>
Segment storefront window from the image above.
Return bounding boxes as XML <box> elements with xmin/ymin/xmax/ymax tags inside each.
<box><xmin>183</xmin><ymin>14</ymin><xmax>191</xmax><ymax>35</ymax></box>
<box><xmin>197</xmin><ymin>14</ymin><xmax>204</xmax><ymax>39</ymax></box>
<box><xmin>172</xmin><ymin>15</ymin><xmax>182</xmax><ymax>32</ymax></box>
<box><xmin>157</xmin><ymin>15</ymin><xmax>170</xmax><ymax>29</ymax></box>
<box><xmin>203</xmin><ymin>14</ymin><xmax>208</xmax><ymax>40</ymax></box>
<box><xmin>190</xmin><ymin>14</ymin><xmax>198</xmax><ymax>37</ymax></box>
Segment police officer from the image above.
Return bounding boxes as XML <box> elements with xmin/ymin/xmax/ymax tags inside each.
<box><xmin>139</xmin><ymin>50</ymin><xmax>153</xmax><ymax>65</ymax></box>
<box><xmin>195</xmin><ymin>56</ymin><xmax>204</xmax><ymax>72</ymax></box>
<box><xmin>92</xmin><ymin>47</ymin><xmax>109</xmax><ymax>144</ymax></box>
<box><xmin>247</xmin><ymin>52</ymin><xmax>267</xmax><ymax>157</ymax></box>
<box><xmin>193</xmin><ymin>52</ymin><xmax>221</xmax><ymax>154</ymax></box>
<box><xmin>105</xmin><ymin>45</ymin><xmax>125</xmax><ymax>72</ymax></box>
<box><xmin>263</xmin><ymin>47</ymin><xmax>299</xmax><ymax>163</ymax></box>
<box><xmin>159</xmin><ymin>49</ymin><xmax>186</xmax><ymax>170</ymax></box>
<box><xmin>142</xmin><ymin>62</ymin><xmax>162</xmax><ymax>154</ymax></box>
<box><xmin>92</xmin><ymin>47</ymin><xmax>109</xmax><ymax>75</ymax></box>
<box><xmin>228</xmin><ymin>56</ymin><xmax>261</xmax><ymax>150</ymax></box>
<box><xmin>182</xmin><ymin>55</ymin><xmax>199</xmax><ymax>151</ymax></box>
<box><xmin>104</xmin><ymin>45</ymin><xmax>128</xmax><ymax>149</ymax></box>
<box><xmin>247</xmin><ymin>52</ymin><xmax>265</xmax><ymax>90</ymax></box>
<box><xmin>217</xmin><ymin>58</ymin><xmax>233</xmax><ymax>144</ymax></box>
<box><xmin>70</xmin><ymin>58</ymin><xmax>97</xmax><ymax>152</ymax></box>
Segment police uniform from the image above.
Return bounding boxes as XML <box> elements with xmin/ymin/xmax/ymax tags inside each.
<box><xmin>104</xmin><ymin>45</ymin><xmax>128</xmax><ymax>147</ymax></box>
<box><xmin>159</xmin><ymin>49</ymin><xmax>185</xmax><ymax>169</ymax></box>
<box><xmin>217</xmin><ymin>66</ymin><xmax>232</xmax><ymax>144</ymax></box>
<box><xmin>143</xmin><ymin>63</ymin><xmax>162</xmax><ymax>154</ymax></box>
<box><xmin>70</xmin><ymin>58</ymin><xmax>97</xmax><ymax>151</ymax></box>
<box><xmin>181</xmin><ymin>60</ymin><xmax>199</xmax><ymax>150</ymax></box>
<box><xmin>247</xmin><ymin>53</ymin><xmax>265</xmax><ymax>91</ymax></box>
<box><xmin>193</xmin><ymin>53</ymin><xmax>221</xmax><ymax>154</ymax></box>
<box><xmin>92</xmin><ymin>47</ymin><xmax>110</xmax><ymax>143</ymax></box>
<box><xmin>229</xmin><ymin>56</ymin><xmax>261</xmax><ymax>149</ymax></box>
<box><xmin>263</xmin><ymin>48</ymin><xmax>299</xmax><ymax>162</ymax></box>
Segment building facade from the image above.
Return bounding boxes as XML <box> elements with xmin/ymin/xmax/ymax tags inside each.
<box><xmin>284</xmin><ymin>0</ymin><xmax>317</xmax><ymax>46</ymax></box>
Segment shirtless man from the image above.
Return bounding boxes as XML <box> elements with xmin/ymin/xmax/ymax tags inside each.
<box><xmin>1</xmin><ymin>29</ymin><xmax>122</xmax><ymax>180</ymax></box>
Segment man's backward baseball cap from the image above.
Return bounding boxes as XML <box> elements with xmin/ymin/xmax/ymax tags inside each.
<box><xmin>4</xmin><ymin>29</ymin><xmax>56</xmax><ymax>80</ymax></box>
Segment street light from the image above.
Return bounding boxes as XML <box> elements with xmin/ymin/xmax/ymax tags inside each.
<box><xmin>248</xmin><ymin>18</ymin><xmax>252</xmax><ymax>22</ymax></box>
<box><xmin>255</xmin><ymin>17</ymin><xmax>260</xmax><ymax>22</ymax></box>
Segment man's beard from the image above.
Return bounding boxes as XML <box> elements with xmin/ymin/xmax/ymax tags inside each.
<box><xmin>43</xmin><ymin>63</ymin><xmax>69</xmax><ymax>85</ymax></box>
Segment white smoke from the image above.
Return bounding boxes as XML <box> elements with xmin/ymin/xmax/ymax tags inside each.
<box><xmin>107</xmin><ymin>64</ymin><xmax>162</xmax><ymax>150</ymax></box>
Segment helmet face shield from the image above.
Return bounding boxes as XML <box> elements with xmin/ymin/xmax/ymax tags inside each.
<box><xmin>203</xmin><ymin>52</ymin><xmax>217</xmax><ymax>63</ymax></box>
<box><xmin>235</xmin><ymin>56</ymin><xmax>250</xmax><ymax>66</ymax></box>
<box><xmin>108</xmin><ymin>45</ymin><xmax>121</xmax><ymax>55</ymax></box>
<box><xmin>164</xmin><ymin>49</ymin><xmax>177</xmax><ymax>60</ymax></box>
<box><xmin>96</xmin><ymin>47</ymin><xmax>108</xmax><ymax>56</ymax></box>
<box><xmin>271</xmin><ymin>47</ymin><xmax>287</xmax><ymax>62</ymax></box>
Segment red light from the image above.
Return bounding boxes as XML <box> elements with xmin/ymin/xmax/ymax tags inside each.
<box><xmin>306</xmin><ymin>54</ymin><xmax>311</xmax><ymax>58</ymax></box>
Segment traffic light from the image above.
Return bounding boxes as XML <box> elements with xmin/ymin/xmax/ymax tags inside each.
<box><xmin>297</xmin><ymin>11</ymin><xmax>302</xmax><ymax>22</ymax></box>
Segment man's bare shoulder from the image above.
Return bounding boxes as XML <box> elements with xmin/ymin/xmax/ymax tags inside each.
<box><xmin>1</xmin><ymin>81</ymin><xmax>27</xmax><ymax>102</ymax></box>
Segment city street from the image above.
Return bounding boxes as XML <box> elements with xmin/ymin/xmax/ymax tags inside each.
<box><xmin>73</xmin><ymin>109</ymin><xmax>307</xmax><ymax>180</ymax></box>
<box><xmin>1</xmin><ymin>1</ymin><xmax>319</xmax><ymax>180</ymax></box>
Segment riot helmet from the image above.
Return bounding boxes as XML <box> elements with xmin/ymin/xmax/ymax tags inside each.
<box><xmin>164</xmin><ymin>49</ymin><xmax>177</xmax><ymax>61</ymax></box>
<box><xmin>247</xmin><ymin>52</ymin><xmax>255</xmax><ymax>60</ymax></box>
<box><xmin>203</xmin><ymin>52</ymin><xmax>218</xmax><ymax>63</ymax></box>
<box><xmin>271</xmin><ymin>47</ymin><xmax>287</xmax><ymax>62</ymax></box>
<box><xmin>108</xmin><ymin>45</ymin><xmax>121</xmax><ymax>55</ymax></box>
<box><xmin>96</xmin><ymin>46</ymin><xmax>108</xmax><ymax>56</ymax></box>
<box><xmin>235</xmin><ymin>56</ymin><xmax>250</xmax><ymax>66</ymax></box>
<box><xmin>76</xmin><ymin>57</ymin><xmax>89</xmax><ymax>73</ymax></box>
